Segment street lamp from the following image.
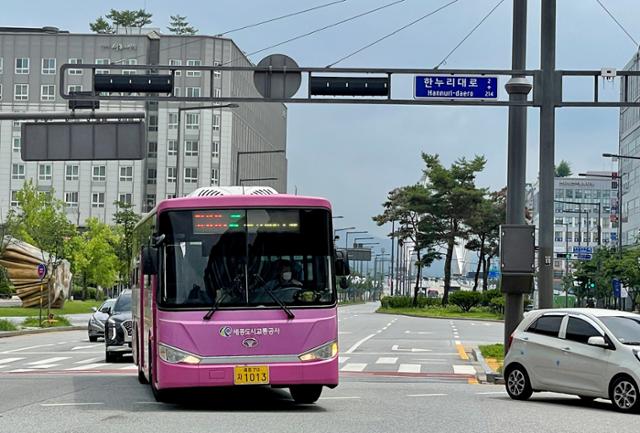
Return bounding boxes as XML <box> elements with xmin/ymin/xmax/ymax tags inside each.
<box><xmin>175</xmin><ymin>103</ymin><xmax>239</xmax><ymax>197</ymax></box>
<box><xmin>345</xmin><ymin>231</ymin><xmax>367</xmax><ymax>250</ymax></box>
<box><xmin>332</xmin><ymin>215</ymin><xmax>344</xmax><ymax>219</ymax></box>
<box><xmin>353</xmin><ymin>236</ymin><xmax>374</xmax><ymax>247</ymax></box>
<box><xmin>334</xmin><ymin>226</ymin><xmax>356</xmax><ymax>240</ymax></box>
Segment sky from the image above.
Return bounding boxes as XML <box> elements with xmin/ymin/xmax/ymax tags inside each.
<box><xmin>2</xmin><ymin>0</ymin><xmax>640</xmax><ymax>269</ymax></box>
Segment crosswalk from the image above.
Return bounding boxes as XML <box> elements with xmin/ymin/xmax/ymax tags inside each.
<box><xmin>0</xmin><ymin>355</ymin><xmax>136</xmax><ymax>373</ymax></box>
<box><xmin>338</xmin><ymin>355</ymin><xmax>477</xmax><ymax>377</ymax></box>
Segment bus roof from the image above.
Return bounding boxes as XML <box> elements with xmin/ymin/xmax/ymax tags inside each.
<box><xmin>155</xmin><ymin>194</ymin><xmax>332</xmax><ymax>214</ymax></box>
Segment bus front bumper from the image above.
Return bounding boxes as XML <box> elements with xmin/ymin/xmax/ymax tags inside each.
<box><xmin>155</xmin><ymin>356</ymin><xmax>339</xmax><ymax>390</ymax></box>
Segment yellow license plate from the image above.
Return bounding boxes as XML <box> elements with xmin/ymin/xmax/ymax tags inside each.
<box><xmin>234</xmin><ymin>365</ymin><xmax>269</xmax><ymax>385</ymax></box>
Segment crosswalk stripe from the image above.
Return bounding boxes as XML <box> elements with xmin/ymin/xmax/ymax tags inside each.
<box><xmin>375</xmin><ymin>357</ymin><xmax>398</xmax><ymax>364</ymax></box>
<box><xmin>398</xmin><ymin>364</ymin><xmax>421</xmax><ymax>373</ymax></box>
<box><xmin>453</xmin><ymin>365</ymin><xmax>476</xmax><ymax>375</ymax></box>
<box><xmin>0</xmin><ymin>357</ymin><xmax>25</xmax><ymax>365</ymax></box>
<box><xmin>24</xmin><ymin>364</ymin><xmax>59</xmax><ymax>369</ymax></box>
<box><xmin>338</xmin><ymin>356</ymin><xmax>349</xmax><ymax>364</ymax></box>
<box><xmin>119</xmin><ymin>365</ymin><xmax>138</xmax><ymax>370</ymax></box>
<box><xmin>71</xmin><ymin>345</ymin><xmax>95</xmax><ymax>351</ymax></box>
<box><xmin>3</xmin><ymin>344</ymin><xmax>54</xmax><ymax>353</ymax></box>
<box><xmin>74</xmin><ymin>357</ymin><xmax>102</xmax><ymax>365</ymax></box>
<box><xmin>341</xmin><ymin>363</ymin><xmax>367</xmax><ymax>372</ymax></box>
<box><xmin>65</xmin><ymin>363</ymin><xmax>108</xmax><ymax>371</ymax></box>
<box><xmin>27</xmin><ymin>357</ymin><xmax>70</xmax><ymax>366</ymax></box>
<box><xmin>8</xmin><ymin>369</ymin><xmax>36</xmax><ymax>373</ymax></box>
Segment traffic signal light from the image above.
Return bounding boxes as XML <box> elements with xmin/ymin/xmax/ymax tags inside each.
<box><xmin>94</xmin><ymin>74</ymin><xmax>174</xmax><ymax>93</ymax></box>
<box><xmin>310</xmin><ymin>76</ymin><xmax>390</xmax><ymax>97</ymax></box>
<box><xmin>588</xmin><ymin>280</ymin><xmax>596</xmax><ymax>289</ymax></box>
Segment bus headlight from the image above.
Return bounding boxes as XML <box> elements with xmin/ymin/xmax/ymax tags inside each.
<box><xmin>158</xmin><ymin>343</ymin><xmax>201</xmax><ymax>365</ymax></box>
<box><xmin>299</xmin><ymin>341</ymin><xmax>338</xmax><ymax>362</ymax></box>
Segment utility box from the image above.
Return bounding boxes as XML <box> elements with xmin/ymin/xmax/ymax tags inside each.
<box><xmin>500</xmin><ymin>224</ymin><xmax>535</xmax><ymax>294</ymax></box>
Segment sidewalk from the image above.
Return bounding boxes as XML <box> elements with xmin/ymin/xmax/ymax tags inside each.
<box><xmin>2</xmin><ymin>313</ymin><xmax>91</xmax><ymax>327</ymax></box>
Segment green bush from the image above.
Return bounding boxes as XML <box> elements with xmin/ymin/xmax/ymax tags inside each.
<box><xmin>481</xmin><ymin>289</ymin><xmax>501</xmax><ymax>306</ymax></box>
<box><xmin>0</xmin><ymin>266</ymin><xmax>13</xmax><ymax>297</ymax></box>
<box><xmin>22</xmin><ymin>315</ymin><xmax>71</xmax><ymax>328</ymax></box>
<box><xmin>448</xmin><ymin>291</ymin><xmax>483</xmax><ymax>312</ymax></box>
<box><xmin>72</xmin><ymin>287</ymin><xmax>106</xmax><ymax>301</ymax></box>
<box><xmin>489</xmin><ymin>296</ymin><xmax>505</xmax><ymax>314</ymax></box>
<box><xmin>380</xmin><ymin>296</ymin><xmax>441</xmax><ymax>308</ymax></box>
<box><xmin>0</xmin><ymin>319</ymin><xmax>17</xmax><ymax>331</ymax></box>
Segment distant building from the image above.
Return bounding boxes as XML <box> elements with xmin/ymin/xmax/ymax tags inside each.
<box><xmin>0</xmin><ymin>26</ymin><xmax>287</xmax><ymax>225</ymax></box>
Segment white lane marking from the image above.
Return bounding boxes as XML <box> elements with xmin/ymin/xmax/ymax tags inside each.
<box><xmin>411</xmin><ymin>359</ymin><xmax>448</xmax><ymax>363</ymax></box>
<box><xmin>341</xmin><ymin>363</ymin><xmax>367</xmax><ymax>372</ymax></box>
<box><xmin>404</xmin><ymin>331</ymin><xmax>433</xmax><ymax>335</ymax></box>
<box><xmin>41</xmin><ymin>403</ymin><xmax>104</xmax><ymax>407</ymax></box>
<box><xmin>0</xmin><ymin>357</ymin><xmax>24</xmax><ymax>365</ymax></box>
<box><xmin>27</xmin><ymin>364</ymin><xmax>60</xmax><ymax>369</ymax></box>
<box><xmin>345</xmin><ymin>334</ymin><xmax>376</xmax><ymax>354</ymax></box>
<box><xmin>319</xmin><ymin>396</ymin><xmax>361</xmax><ymax>400</ymax></box>
<box><xmin>453</xmin><ymin>365</ymin><xmax>476</xmax><ymax>375</ymax></box>
<box><xmin>407</xmin><ymin>393</ymin><xmax>447</xmax><ymax>397</ymax></box>
<box><xmin>398</xmin><ymin>364</ymin><xmax>421</xmax><ymax>373</ymax></box>
<box><xmin>454</xmin><ymin>339</ymin><xmax>461</xmax><ymax>345</ymax></box>
<box><xmin>2</xmin><ymin>344</ymin><xmax>54</xmax><ymax>353</ymax></box>
<box><xmin>391</xmin><ymin>345</ymin><xmax>430</xmax><ymax>353</ymax></box>
<box><xmin>71</xmin><ymin>345</ymin><xmax>95</xmax><ymax>351</ymax></box>
<box><xmin>476</xmin><ymin>391</ymin><xmax>507</xmax><ymax>395</ymax></box>
<box><xmin>119</xmin><ymin>365</ymin><xmax>138</xmax><ymax>370</ymax></box>
<box><xmin>74</xmin><ymin>357</ymin><xmax>102</xmax><ymax>365</ymax></box>
<box><xmin>134</xmin><ymin>401</ymin><xmax>164</xmax><ymax>405</ymax></box>
<box><xmin>338</xmin><ymin>331</ymin><xmax>352</xmax><ymax>335</ymax></box>
<box><xmin>57</xmin><ymin>342</ymin><xmax>68</xmax><ymax>345</ymax></box>
<box><xmin>8</xmin><ymin>369</ymin><xmax>36</xmax><ymax>373</ymax></box>
<box><xmin>27</xmin><ymin>357</ymin><xmax>70</xmax><ymax>366</ymax></box>
<box><xmin>65</xmin><ymin>363</ymin><xmax>109</xmax><ymax>371</ymax></box>
<box><xmin>338</xmin><ymin>356</ymin><xmax>349</xmax><ymax>364</ymax></box>
<box><xmin>376</xmin><ymin>357</ymin><xmax>398</xmax><ymax>364</ymax></box>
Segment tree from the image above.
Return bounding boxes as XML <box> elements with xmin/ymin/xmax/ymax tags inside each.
<box><xmin>89</xmin><ymin>17</ymin><xmax>114</xmax><ymax>34</ymax></box>
<box><xmin>555</xmin><ymin>160</ymin><xmax>572</xmax><ymax>177</ymax></box>
<box><xmin>421</xmin><ymin>154</ymin><xmax>487</xmax><ymax>305</ymax></box>
<box><xmin>449</xmin><ymin>291</ymin><xmax>483</xmax><ymax>312</ymax></box>
<box><xmin>168</xmin><ymin>15</ymin><xmax>198</xmax><ymax>35</ymax></box>
<box><xmin>91</xmin><ymin>9</ymin><xmax>153</xmax><ymax>34</ymax></box>
<box><xmin>113</xmin><ymin>201</ymin><xmax>141</xmax><ymax>287</ymax></box>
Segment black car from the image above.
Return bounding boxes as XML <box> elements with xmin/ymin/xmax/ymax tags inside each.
<box><xmin>105</xmin><ymin>290</ymin><xmax>133</xmax><ymax>362</ymax></box>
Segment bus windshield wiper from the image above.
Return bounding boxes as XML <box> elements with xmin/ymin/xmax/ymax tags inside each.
<box><xmin>253</xmin><ymin>274</ymin><xmax>295</xmax><ymax>320</ymax></box>
<box><xmin>203</xmin><ymin>291</ymin><xmax>229</xmax><ymax>321</ymax></box>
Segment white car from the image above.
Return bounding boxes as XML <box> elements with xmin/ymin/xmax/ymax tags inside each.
<box><xmin>504</xmin><ymin>308</ymin><xmax>640</xmax><ymax>413</ymax></box>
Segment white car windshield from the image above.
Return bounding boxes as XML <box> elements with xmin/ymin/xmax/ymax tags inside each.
<box><xmin>599</xmin><ymin>316</ymin><xmax>640</xmax><ymax>345</ymax></box>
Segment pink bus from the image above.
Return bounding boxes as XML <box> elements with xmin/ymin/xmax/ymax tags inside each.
<box><xmin>131</xmin><ymin>187</ymin><xmax>348</xmax><ymax>403</ymax></box>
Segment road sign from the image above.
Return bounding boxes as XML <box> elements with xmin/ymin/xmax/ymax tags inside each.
<box><xmin>253</xmin><ymin>54</ymin><xmax>302</xmax><ymax>99</ymax></box>
<box><xmin>613</xmin><ymin>278</ymin><xmax>621</xmax><ymax>298</ymax></box>
<box><xmin>414</xmin><ymin>75</ymin><xmax>498</xmax><ymax>100</ymax></box>
<box><xmin>576</xmin><ymin>253</ymin><xmax>592</xmax><ymax>260</ymax></box>
<box><xmin>572</xmin><ymin>246</ymin><xmax>593</xmax><ymax>254</ymax></box>
<box><xmin>346</xmin><ymin>248</ymin><xmax>372</xmax><ymax>261</ymax></box>
<box><xmin>37</xmin><ymin>263</ymin><xmax>47</xmax><ymax>280</ymax></box>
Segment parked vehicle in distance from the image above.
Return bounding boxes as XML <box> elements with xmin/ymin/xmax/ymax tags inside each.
<box><xmin>105</xmin><ymin>290</ymin><xmax>133</xmax><ymax>362</ymax></box>
<box><xmin>504</xmin><ymin>308</ymin><xmax>640</xmax><ymax>413</ymax></box>
<box><xmin>87</xmin><ymin>298</ymin><xmax>116</xmax><ymax>342</ymax></box>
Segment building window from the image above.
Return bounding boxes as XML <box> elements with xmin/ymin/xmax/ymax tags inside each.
<box><xmin>38</xmin><ymin>164</ymin><xmax>52</xmax><ymax>181</ymax></box>
<box><xmin>212</xmin><ymin>141</ymin><xmax>220</xmax><ymax>158</ymax></box>
<box><xmin>186</xmin><ymin>59</ymin><xmax>201</xmax><ymax>77</ymax></box>
<box><xmin>68</xmin><ymin>85</ymin><xmax>82</xmax><ymax>94</ymax></box>
<box><xmin>212</xmin><ymin>114</ymin><xmax>221</xmax><ymax>131</ymax></box>
<box><xmin>0</xmin><ymin>57</ymin><xmax>3</xmax><ymax>74</ymax></box>
<box><xmin>65</xmin><ymin>192</ymin><xmax>79</xmax><ymax>207</ymax></box>
<box><xmin>146</xmin><ymin>194</ymin><xmax>156</xmax><ymax>211</ymax></box>
<box><xmin>554</xmin><ymin>231</ymin><xmax>563</xmax><ymax>242</ymax></box>
<box><xmin>12</xmin><ymin>137</ymin><xmax>21</xmax><ymax>153</ymax></box>
<box><xmin>169</xmin><ymin>59</ymin><xmax>182</xmax><ymax>76</ymax></box>
<box><xmin>214</xmin><ymin>88</ymin><xmax>222</xmax><ymax>98</ymax></box>
<box><xmin>92</xmin><ymin>165</ymin><xmax>106</xmax><ymax>181</ymax></box>
<box><xmin>185</xmin><ymin>140</ymin><xmax>199</xmax><ymax>156</ymax></box>
<box><xmin>211</xmin><ymin>168</ymin><xmax>219</xmax><ymax>186</ymax></box>
<box><xmin>42</xmin><ymin>58</ymin><xmax>56</xmax><ymax>74</ymax></box>
<box><xmin>65</xmin><ymin>164</ymin><xmax>79</xmax><ymax>180</ymax></box>
<box><xmin>15</xmin><ymin>58</ymin><xmax>30</xmax><ymax>74</ymax></box>
<box><xmin>95</xmin><ymin>58</ymin><xmax>110</xmax><ymax>75</ymax></box>
<box><xmin>147</xmin><ymin>168</ymin><xmax>157</xmax><ymax>184</ymax></box>
<box><xmin>574</xmin><ymin>232</ymin><xmax>580</xmax><ymax>242</ymax></box>
<box><xmin>168</xmin><ymin>112</ymin><xmax>178</xmax><ymax>129</ymax></box>
<box><xmin>12</xmin><ymin>164</ymin><xmax>25</xmax><ymax>180</ymax></box>
<box><xmin>120</xmin><ymin>166</ymin><xmax>133</xmax><ymax>181</ymax></box>
<box><xmin>184</xmin><ymin>167</ymin><xmax>198</xmax><ymax>183</ymax></box>
<box><xmin>41</xmin><ymin>84</ymin><xmax>56</xmax><ymax>101</ymax></box>
<box><xmin>148</xmin><ymin>115</ymin><xmax>158</xmax><ymax>132</ymax></box>
<box><xmin>68</xmin><ymin>58</ymin><xmax>83</xmax><ymax>75</ymax></box>
<box><xmin>167</xmin><ymin>167</ymin><xmax>177</xmax><ymax>183</ymax></box>
<box><xmin>186</xmin><ymin>87</ymin><xmax>201</xmax><ymax>98</ymax></box>
<box><xmin>168</xmin><ymin>140</ymin><xmax>178</xmax><ymax>156</ymax></box>
<box><xmin>213</xmin><ymin>61</ymin><xmax>221</xmax><ymax>78</ymax></box>
<box><xmin>173</xmin><ymin>87</ymin><xmax>181</xmax><ymax>97</ymax></box>
<box><xmin>10</xmin><ymin>191</ymin><xmax>18</xmax><ymax>207</ymax></box>
<box><xmin>91</xmin><ymin>193</ymin><xmax>105</xmax><ymax>208</ymax></box>
<box><xmin>118</xmin><ymin>193</ymin><xmax>132</xmax><ymax>205</ymax></box>
<box><xmin>123</xmin><ymin>58</ymin><xmax>137</xmax><ymax>75</ymax></box>
<box><xmin>14</xmin><ymin>84</ymin><xmax>29</xmax><ymax>101</ymax></box>
<box><xmin>166</xmin><ymin>194</ymin><xmax>176</xmax><ymax>199</ymax></box>
<box><xmin>185</xmin><ymin>113</ymin><xmax>199</xmax><ymax>130</ymax></box>
<box><xmin>148</xmin><ymin>142</ymin><xmax>158</xmax><ymax>157</ymax></box>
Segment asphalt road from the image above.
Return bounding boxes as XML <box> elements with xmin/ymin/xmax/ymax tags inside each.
<box><xmin>0</xmin><ymin>303</ymin><xmax>637</xmax><ymax>433</ymax></box>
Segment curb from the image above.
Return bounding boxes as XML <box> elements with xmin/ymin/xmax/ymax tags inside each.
<box><xmin>376</xmin><ymin>311</ymin><xmax>504</xmax><ymax>323</ymax></box>
<box><xmin>472</xmin><ymin>348</ymin><xmax>504</xmax><ymax>384</ymax></box>
<box><xmin>0</xmin><ymin>325</ymin><xmax>85</xmax><ymax>338</ymax></box>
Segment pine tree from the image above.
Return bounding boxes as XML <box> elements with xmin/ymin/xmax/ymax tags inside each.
<box><xmin>167</xmin><ymin>15</ymin><xmax>198</xmax><ymax>35</ymax></box>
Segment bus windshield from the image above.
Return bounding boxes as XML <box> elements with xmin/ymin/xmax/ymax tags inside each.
<box><xmin>159</xmin><ymin>208</ymin><xmax>334</xmax><ymax>309</ymax></box>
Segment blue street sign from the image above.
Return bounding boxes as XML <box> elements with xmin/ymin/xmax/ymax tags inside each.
<box><xmin>414</xmin><ymin>76</ymin><xmax>498</xmax><ymax>99</ymax></box>
<box><xmin>488</xmin><ymin>266</ymin><xmax>500</xmax><ymax>279</ymax></box>
<box><xmin>613</xmin><ymin>278</ymin><xmax>621</xmax><ymax>298</ymax></box>
<box><xmin>37</xmin><ymin>263</ymin><xmax>47</xmax><ymax>280</ymax></box>
<box><xmin>576</xmin><ymin>253</ymin><xmax>592</xmax><ymax>260</ymax></box>
<box><xmin>572</xmin><ymin>246</ymin><xmax>593</xmax><ymax>254</ymax></box>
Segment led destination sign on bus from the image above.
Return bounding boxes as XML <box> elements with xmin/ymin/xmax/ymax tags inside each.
<box><xmin>192</xmin><ymin>210</ymin><xmax>300</xmax><ymax>235</ymax></box>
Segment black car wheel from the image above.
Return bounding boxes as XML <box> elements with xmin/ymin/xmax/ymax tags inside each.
<box><xmin>290</xmin><ymin>385</ymin><xmax>323</xmax><ymax>404</ymax></box>
<box><xmin>89</xmin><ymin>335</ymin><xmax>98</xmax><ymax>342</ymax></box>
<box><xmin>610</xmin><ymin>376</ymin><xmax>640</xmax><ymax>413</ymax></box>
<box><xmin>505</xmin><ymin>364</ymin><xmax>533</xmax><ymax>401</ymax></box>
<box><xmin>105</xmin><ymin>350</ymin><xmax>119</xmax><ymax>363</ymax></box>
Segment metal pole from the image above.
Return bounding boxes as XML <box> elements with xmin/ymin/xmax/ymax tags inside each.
<box><xmin>176</xmin><ymin>109</ymin><xmax>183</xmax><ymax>197</ymax></box>
<box><xmin>578</xmin><ymin>203</ymin><xmax>582</xmax><ymax>246</ymax></box>
<box><xmin>565</xmin><ymin>223</ymin><xmax>569</xmax><ymax>308</ymax></box>
<box><xmin>503</xmin><ymin>0</ymin><xmax>529</xmax><ymax>350</ymax></box>
<box><xmin>390</xmin><ymin>220</ymin><xmax>395</xmax><ymax>296</ymax></box>
<box><xmin>597</xmin><ymin>203</ymin><xmax>602</xmax><ymax>246</ymax></box>
<box><xmin>537</xmin><ymin>0</ymin><xmax>557</xmax><ymax>310</ymax></box>
<box><xmin>586</xmin><ymin>209</ymin><xmax>590</xmax><ymax>247</ymax></box>
<box><xmin>618</xmin><ymin>174</ymin><xmax>623</xmax><ymax>255</ymax></box>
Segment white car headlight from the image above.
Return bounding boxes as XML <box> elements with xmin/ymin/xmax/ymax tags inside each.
<box><xmin>299</xmin><ymin>341</ymin><xmax>338</xmax><ymax>362</ymax></box>
<box><xmin>158</xmin><ymin>343</ymin><xmax>201</xmax><ymax>365</ymax></box>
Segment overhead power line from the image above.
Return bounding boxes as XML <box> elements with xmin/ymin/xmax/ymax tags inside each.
<box><xmin>222</xmin><ymin>0</ymin><xmax>408</xmax><ymax>65</ymax></box>
<box><xmin>326</xmin><ymin>0</ymin><xmax>460</xmax><ymax>68</ymax></box>
<box><xmin>594</xmin><ymin>0</ymin><xmax>639</xmax><ymax>48</ymax></box>
<box><xmin>434</xmin><ymin>0</ymin><xmax>506</xmax><ymax>69</ymax></box>
<box><xmin>217</xmin><ymin>0</ymin><xmax>348</xmax><ymax>36</ymax></box>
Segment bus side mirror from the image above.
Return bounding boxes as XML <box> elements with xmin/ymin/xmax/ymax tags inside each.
<box><xmin>142</xmin><ymin>246</ymin><xmax>158</xmax><ymax>275</ymax></box>
<box><xmin>335</xmin><ymin>250</ymin><xmax>350</xmax><ymax>276</ymax></box>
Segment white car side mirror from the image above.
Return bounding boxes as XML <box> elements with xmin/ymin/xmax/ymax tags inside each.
<box><xmin>587</xmin><ymin>336</ymin><xmax>608</xmax><ymax>348</ymax></box>
<box><xmin>91</xmin><ymin>307</ymin><xmax>98</xmax><ymax>313</ymax></box>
